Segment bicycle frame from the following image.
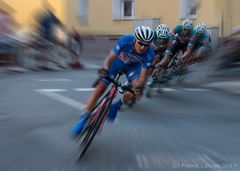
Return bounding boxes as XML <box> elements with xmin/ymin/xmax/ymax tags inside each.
<box><xmin>151</xmin><ymin>48</ymin><xmax>181</xmax><ymax>79</ymax></box>
<box><xmin>188</xmin><ymin>46</ymin><xmax>201</xmax><ymax>64</ymax></box>
<box><xmin>90</xmin><ymin>84</ymin><xmax>118</xmax><ymax>129</ymax></box>
<box><xmin>78</xmin><ymin>72</ymin><xmax>131</xmax><ymax>158</ymax></box>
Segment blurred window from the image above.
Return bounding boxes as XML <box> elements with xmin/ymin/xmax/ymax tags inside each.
<box><xmin>121</xmin><ymin>0</ymin><xmax>135</xmax><ymax>18</ymax></box>
<box><xmin>180</xmin><ymin>0</ymin><xmax>198</xmax><ymax>19</ymax></box>
<box><xmin>78</xmin><ymin>0</ymin><xmax>88</xmax><ymax>22</ymax></box>
<box><xmin>112</xmin><ymin>0</ymin><xmax>135</xmax><ymax>20</ymax></box>
<box><xmin>188</xmin><ymin>0</ymin><xmax>197</xmax><ymax>17</ymax></box>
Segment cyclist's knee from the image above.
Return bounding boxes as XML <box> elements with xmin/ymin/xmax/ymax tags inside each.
<box><xmin>122</xmin><ymin>87</ymin><xmax>143</xmax><ymax>104</ymax></box>
<box><xmin>122</xmin><ymin>91</ymin><xmax>135</xmax><ymax>104</ymax></box>
<box><xmin>133</xmin><ymin>87</ymin><xmax>144</xmax><ymax>98</ymax></box>
<box><xmin>131</xmin><ymin>77</ymin><xmax>145</xmax><ymax>88</ymax></box>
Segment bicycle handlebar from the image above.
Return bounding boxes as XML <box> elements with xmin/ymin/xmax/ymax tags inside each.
<box><xmin>103</xmin><ymin>73</ymin><xmax>135</xmax><ymax>95</ymax></box>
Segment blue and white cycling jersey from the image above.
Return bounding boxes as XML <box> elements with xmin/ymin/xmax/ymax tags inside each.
<box><xmin>102</xmin><ymin>34</ymin><xmax>154</xmax><ymax>85</ymax></box>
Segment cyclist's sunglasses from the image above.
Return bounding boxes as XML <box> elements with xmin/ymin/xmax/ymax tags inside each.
<box><xmin>137</xmin><ymin>41</ymin><xmax>150</xmax><ymax>47</ymax></box>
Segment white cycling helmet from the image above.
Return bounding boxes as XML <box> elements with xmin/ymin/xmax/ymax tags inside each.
<box><xmin>182</xmin><ymin>18</ymin><xmax>193</xmax><ymax>30</ymax></box>
<box><xmin>196</xmin><ymin>22</ymin><xmax>207</xmax><ymax>34</ymax></box>
<box><xmin>158</xmin><ymin>24</ymin><xmax>170</xmax><ymax>31</ymax></box>
<box><xmin>156</xmin><ymin>24</ymin><xmax>169</xmax><ymax>38</ymax></box>
<box><xmin>134</xmin><ymin>26</ymin><xmax>155</xmax><ymax>43</ymax></box>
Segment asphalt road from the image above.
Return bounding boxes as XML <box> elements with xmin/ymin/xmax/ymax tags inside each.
<box><xmin>0</xmin><ymin>61</ymin><xmax>240</xmax><ymax>171</ymax></box>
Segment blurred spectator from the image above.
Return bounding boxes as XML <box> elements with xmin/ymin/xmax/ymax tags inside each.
<box><xmin>0</xmin><ymin>9</ymin><xmax>17</xmax><ymax>36</ymax></box>
<box><xmin>37</xmin><ymin>2</ymin><xmax>64</xmax><ymax>42</ymax></box>
<box><xmin>68</xmin><ymin>27</ymin><xmax>83</xmax><ymax>69</ymax></box>
<box><xmin>217</xmin><ymin>26</ymin><xmax>240</xmax><ymax>71</ymax></box>
<box><xmin>34</xmin><ymin>1</ymin><xmax>66</xmax><ymax>70</ymax></box>
<box><xmin>0</xmin><ymin>7</ymin><xmax>20</xmax><ymax>66</ymax></box>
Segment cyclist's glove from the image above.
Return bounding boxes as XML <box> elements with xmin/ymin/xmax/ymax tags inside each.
<box><xmin>98</xmin><ymin>68</ymin><xmax>109</xmax><ymax>77</ymax></box>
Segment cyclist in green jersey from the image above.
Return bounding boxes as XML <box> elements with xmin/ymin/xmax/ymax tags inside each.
<box><xmin>156</xmin><ymin>19</ymin><xmax>196</xmax><ymax>68</ymax></box>
<box><xmin>147</xmin><ymin>24</ymin><xmax>173</xmax><ymax>77</ymax></box>
<box><xmin>190</xmin><ymin>22</ymin><xmax>211</xmax><ymax>63</ymax></box>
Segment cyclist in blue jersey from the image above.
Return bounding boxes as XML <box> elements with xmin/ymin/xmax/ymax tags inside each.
<box><xmin>71</xmin><ymin>26</ymin><xmax>155</xmax><ymax>137</ymax></box>
<box><xmin>156</xmin><ymin>19</ymin><xmax>196</xmax><ymax>68</ymax></box>
<box><xmin>190</xmin><ymin>22</ymin><xmax>211</xmax><ymax>63</ymax></box>
<box><xmin>147</xmin><ymin>24</ymin><xmax>173</xmax><ymax>77</ymax></box>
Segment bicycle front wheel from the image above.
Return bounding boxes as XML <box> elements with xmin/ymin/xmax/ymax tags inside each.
<box><xmin>78</xmin><ymin>98</ymin><xmax>112</xmax><ymax>158</ymax></box>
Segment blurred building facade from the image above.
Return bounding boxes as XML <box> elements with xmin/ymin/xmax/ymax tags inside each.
<box><xmin>1</xmin><ymin>0</ymin><xmax>240</xmax><ymax>38</ymax></box>
<box><xmin>66</xmin><ymin>0</ymin><xmax>240</xmax><ymax>38</ymax></box>
<box><xmin>0</xmin><ymin>0</ymin><xmax>66</xmax><ymax>30</ymax></box>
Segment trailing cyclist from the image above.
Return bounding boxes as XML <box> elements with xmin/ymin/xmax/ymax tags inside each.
<box><xmin>71</xmin><ymin>26</ymin><xmax>155</xmax><ymax>137</ymax></box>
<box><xmin>155</xmin><ymin>18</ymin><xmax>196</xmax><ymax>77</ymax></box>
<box><xmin>190</xmin><ymin>22</ymin><xmax>211</xmax><ymax>63</ymax></box>
<box><xmin>147</xmin><ymin>24</ymin><xmax>173</xmax><ymax>80</ymax></box>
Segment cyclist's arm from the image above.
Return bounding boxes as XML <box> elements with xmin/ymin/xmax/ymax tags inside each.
<box><xmin>132</xmin><ymin>67</ymin><xmax>148</xmax><ymax>89</ymax></box>
<box><xmin>139</xmin><ymin>67</ymin><xmax>148</xmax><ymax>85</ymax></box>
<box><xmin>159</xmin><ymin>55</ymin><xmax>169</xmax><ymax>67</ymax></box>
<box><xmin>103</xmin><ymin>35</ymin><xmax>126</xmax><ymax>70</ymax></box>
<box><xmin>182</xmin><ymin>33</ymin><xmax>196</xmax><ymax>59</ymax></box>
<box><xmin>103</xmin><ymin>51</ymin><xmax>118</xmax><ymax>70</ymax></box>
<box><xmin>182</xmin><ymin>47</ymin><xmax>192</xmax><ymax>59</ymax></box>
<box><xmin>158</xmin><ymin>40</ymin><xmax>173</xmax><ymax>67</ymax></box>
<box><xmin>182</xmin><ymin>45</ymin><xmax>195</xmax><ymax>66</ymax></box>
<box><xmin>147</xmin><ymin>54</ymin><xmax>160</xmax><ymax>77</ymax></box>
<box><xmin>171</xmin><ymin>25</ymin><xmax>179</xmax><ymax>35</ymax></box>
<box><xmin>202</xmin><ymin>35</ymin><xmax>211</xmax><ymax>51</ymax></box>
<box><xmin>171</xmin><ymin>25</ymin><xmax>181</xmax><ymax>38</ymax></box>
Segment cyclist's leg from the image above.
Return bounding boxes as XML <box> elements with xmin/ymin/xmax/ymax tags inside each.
<box><xmin>72</xmin><ymin>111</ymin><xmax>90</xmax><ymax>137</ymax></box>
<box><xmin>176</xmin><ymin>43</ymin><xmax>190</xmax><ymax>68</ymax></box>
<box><xmin>196</xmin><ymin>46</ymin><xmax>210</xmax><ymax>62</ymax></box>
<box><xmin>108</xmin><ymin>64</ymin><xmax>142</xmax><ymax>121</ymax></box>
<box><xmin>86</xmin><ymin>58</ymin><xmax>124</xmax><ymax>112</ymax></box>
<box><xmin>188</xmin><ymin>45</ymin><xmax>199</xmax><ymax>64</ymax></box>
<box><xmin>72</xmin><ymin>58</ymin><xmax>123</xmax><ymax>135</ymax></box>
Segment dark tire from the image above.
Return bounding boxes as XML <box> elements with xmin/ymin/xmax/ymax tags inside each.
<box><xmin>79</xmin><ymin>98</ymin><xmax>112</xmax><ymax>158</ymax></box>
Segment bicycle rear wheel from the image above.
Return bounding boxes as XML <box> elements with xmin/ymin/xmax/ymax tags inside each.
<box><xmin>78</xmin><ymin>98</ymin><xmax>112</xmax><ymax>158</ymax></box>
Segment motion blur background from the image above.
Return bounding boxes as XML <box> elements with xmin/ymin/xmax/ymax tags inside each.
<box><xmin>1</xmin><ymin>0</ymin><xmax>240</xmax><ymax>70</ymax></box>
<box><xmin>0</xmin><ymin>0</ymin><xmax>240</xmax><ymax>171</ymax></box>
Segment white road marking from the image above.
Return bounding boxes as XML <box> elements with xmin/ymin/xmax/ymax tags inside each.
<box><xmin>35</xmin><ymin>89</ymin><xmax>85</xmax><ymax>110</ymax></box>
<box><xmin>160</xmin><ymin>87</ymin><xmax>209</xmax><ymax>92</ymax></box>
<box><xmin>34</xmin><ymin>78</ymin><xmax>71</xmax><ymax>82</ymax></box>
<box><xmin>35</xmin><ymin>85</ymin><xmax>209</xmax><ymax>112</ymax></box>
<box><xmin>74</xmin><ymin>88</ymin><xmax>95</xmax><ymax>91</ymax></box>
<box><xmin>37</xmin><ymin>89</ymin><xmax>67</xmax><ymax>92</ymax></box>
<box><xmin>162</xmin><ymin>88</ymin><xmax>176</xmax><ymax>92</ymax></box>
<box><xmin>181</xmin><ymin>88</ymin><xmax>209</xmax><ymax>92</ymax></box>
<box><xmin>83</xmin><ymin>63</ymin><xmax>101</xmax><ymax>69</ymax></box>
